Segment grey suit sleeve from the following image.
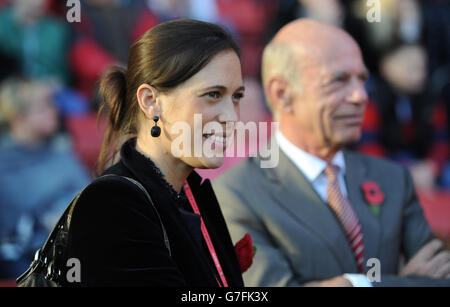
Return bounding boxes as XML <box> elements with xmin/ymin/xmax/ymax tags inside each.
<box><xmin>212</xmin><ymin>181</ymin><xmax>302</xmax><ymax>287</ymax></box>
<box><xmin>375</xmin><ymin>168</ymin><xmax>450</xmax><ymax>287</ymax></box>
<box><xmin>400</xmin><ymin>167</ymin><xmax>435</xmax><ymax>260</ymax></box>
<box><xmin>375</xmin><ymin>275</ymin><xmax>450</xmax><ymax>287</ymax></box>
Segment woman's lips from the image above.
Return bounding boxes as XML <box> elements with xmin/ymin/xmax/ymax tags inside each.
<box><xmin>202</xmin><ymin>133</ymin><xmax>228</xmax><ymax>150</ymax></box>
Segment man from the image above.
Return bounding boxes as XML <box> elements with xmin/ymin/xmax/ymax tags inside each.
<box><xmin>213</xmin><ymin>19</ymin><xmax>450</xmax><ymax>286</ymax></box>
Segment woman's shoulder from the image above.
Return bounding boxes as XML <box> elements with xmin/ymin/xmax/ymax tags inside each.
<box><xmin>80</xmin><ymin>174</ymin><xmax>149</xmax><ymax>205</ymax></box>
<box><xmin>71</xmin><ymin>174</ymin><xmax>157</xmax><ymax>226</ymax></box>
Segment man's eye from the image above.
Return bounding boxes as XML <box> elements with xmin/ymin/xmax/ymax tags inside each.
<box><xmin>334</xmin><ymin>75</ymin><xmax>349</xmax><ymax>83</ymax></box>
<box><xmin>359</xmin><ymin>74</ymin><xmax>369</xmax><ymax>82</ymax></box>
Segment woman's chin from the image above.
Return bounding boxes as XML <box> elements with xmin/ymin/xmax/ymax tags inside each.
<box><xmin>198</xmin><ymin>156</ymin><xmax>225</xmax><ymax>169</ymax></box>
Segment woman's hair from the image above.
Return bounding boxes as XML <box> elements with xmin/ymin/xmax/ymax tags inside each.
<box><xmin>96</xmin><ymin>18</ymin><xmax>240</xmax><ymax>175</ymax></box>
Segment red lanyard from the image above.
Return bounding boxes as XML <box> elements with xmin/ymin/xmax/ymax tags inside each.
<box><xmin>183</xmin><ymin>180</ymin><xmax>229</xmax><ymax>288</ymax></box>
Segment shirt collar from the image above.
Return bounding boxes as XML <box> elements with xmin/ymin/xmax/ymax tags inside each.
<box><xmin>275</xmin><ymin>130</ymin><xmax>346</xmax><ymax>182</ymax></box>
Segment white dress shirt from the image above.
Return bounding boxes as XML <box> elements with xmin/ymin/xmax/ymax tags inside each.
<box><xmin>275</xmin><ymin>131</ymin><xmax>372</xmax><ymax>287</ymax></box>
<box><xmin>275</xmin><ymin>130</ymin><xmax>348</xmax><ymax>202</ymax></box>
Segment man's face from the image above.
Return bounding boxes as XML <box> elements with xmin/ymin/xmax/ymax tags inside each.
<box><xmin>292</xmin><ymin>40</ymin><xmax>369</xmax><ymax>149</ymax></box>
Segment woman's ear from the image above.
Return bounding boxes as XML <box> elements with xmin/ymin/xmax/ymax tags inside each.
<box><xmin>136</xmin><ymin>84</ymin><xmax>160</xmax><ymax>119</ymax></box>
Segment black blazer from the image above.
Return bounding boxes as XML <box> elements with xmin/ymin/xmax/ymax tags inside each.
<box><xmin>61</xmin><ymin>137</ymin><xmax>244</xmax><ymax>287</ymax></box>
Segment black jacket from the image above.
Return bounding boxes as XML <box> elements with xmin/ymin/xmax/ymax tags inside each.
<box><xmin>62</xmin><ymin>137</ymin><xmax>244</xmax><ymax>287</ymax></box>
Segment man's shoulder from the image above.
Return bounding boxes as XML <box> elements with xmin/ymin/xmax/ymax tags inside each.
<box><xmin>212</xmin><ymin>157</ymin><xmax>269</xmax><ymax>202</ymax></box>
<box><xmin>345</xmin><ymin>150</ymin><xmax>407</xmax><ymax>175</ymax></box>
<box><xmin>214</xmin><ymin>157</ymin><xmax>263</xmax><ymax>185</ymax></box>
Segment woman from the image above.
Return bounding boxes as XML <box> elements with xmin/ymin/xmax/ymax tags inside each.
<box><xmin>62</xmin><ymin>19</ymin><xmax>246</xmax><ymax>286</ymax></box>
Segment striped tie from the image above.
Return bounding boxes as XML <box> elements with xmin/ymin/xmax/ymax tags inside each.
<box><xmin>324</xmin><ymin>164</ymin><xmax>364</xmax><ymax>273</ymax></box>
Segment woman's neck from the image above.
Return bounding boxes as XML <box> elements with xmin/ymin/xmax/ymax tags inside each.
<box><xmin>136</xmin><ymin>135</ymin><xmax>193</xmax><ymax>193</ymax></box>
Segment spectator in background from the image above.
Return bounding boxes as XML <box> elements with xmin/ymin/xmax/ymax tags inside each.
<box><xmin>0</xmin><ymin>0</ymin><xmax>70</xmax><ymax>84</ymax></box>
<box><xmin>0</xmin><ymin>0</ymin><xmax>91</xmax><ymax>119</ymax></box>
<box><xmin>70</xmin><ymin>0</ymin><xmax>159</xmax><ymax>101</ymax></box>
<box><xmin>269</xmin><ymin>0</ymin><xmax>346</xmax><ymax>40</ymax></box>
<box><xmin>0</xmin><ymin>77</ymin><xmax>90</xmax><ymax>279</ymax></box>
<box><xmin>71</xmin><ymin>0</ymin><xmax>224</xmax><ymax>99</ymax></box>
<box><xmin>345</xmin><ymin>0</ymin><xmax>450</xmax><ymax>83</ymax></box>
<box><xmin>217</xmin><ymin>0</ymin><xmax>277</xmax><ymax>77</ymax></box>
<box><xmin>146</xmin><ymin>0</ymin><xmax>221</xmax><ymax>23</ymax></box>
<box><xmin>362</xmin><ymin>44</ymin><xmax>448</xmax><ymax>190</ymax></box>
<box><xmin>143</xmin><ymin>0</ymin><xmax>276</xmax><ymax>79</ymax></box>
<box><xmin>346</xmin><ymin>0</ymin><xmax>450</xmax><ymax>190</ymax></box>
<box><xmin>343</xmin><ymin>0</ymin><xmax>424</xmax><ymax>79</ymax></box>
<box><xmin>294</xmin><ymin>0</ymin><xmax>344</xmax><ymax>27</ymax></box>
<box><xmin>422</xmin><ymin>1</ymin><xmax>450</xmax><ymax>189</ymax></box>
<box><xmin>270</xmin><ymin>0</ymin><xmax>431</xmax><ymax>73</ymax></box>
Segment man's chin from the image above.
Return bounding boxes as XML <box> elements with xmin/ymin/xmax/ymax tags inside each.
<box><xmin>331</xmin><ymin>132</ymin><xmax>362</xmax><ymax>148</ymax></box>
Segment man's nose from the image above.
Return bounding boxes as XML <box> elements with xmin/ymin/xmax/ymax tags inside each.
<box><xmin>348</xmin><ymin>79</ymin><xmax>368</xmax><ymax>105</ymax></box>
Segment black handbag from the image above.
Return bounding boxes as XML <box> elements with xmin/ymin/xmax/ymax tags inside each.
<box><xmin>16</xmin><ymin>175</ymin><xmax>171</xmax><ymax>287</ymax></box>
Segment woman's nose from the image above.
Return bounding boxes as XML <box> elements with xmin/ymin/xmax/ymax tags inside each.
<box><xmin>218</xmin><ymin>99</ymin><xmax>239</xmax><ymax>123</ymax></box>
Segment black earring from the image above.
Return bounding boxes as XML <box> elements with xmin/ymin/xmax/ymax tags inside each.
<box><xmin>151</xmin><ymin>116</ymin><xmax>161</xmax><ymax>137</ymax></box>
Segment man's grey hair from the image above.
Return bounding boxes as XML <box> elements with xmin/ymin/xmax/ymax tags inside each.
<box><xmin>261</xmin><ymin>40</ymin><xmax>302</xmax><ymax>119</ymax></box>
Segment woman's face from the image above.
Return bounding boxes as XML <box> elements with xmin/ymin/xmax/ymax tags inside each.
<box><xmin>157</xmin><ymin>50</ymin><xmax>244</xmax><ymax>169</ymax></box>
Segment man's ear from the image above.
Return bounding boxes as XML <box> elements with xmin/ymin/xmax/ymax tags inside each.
<box><xmin>266</xmin><ymin>76</ymin><xmax>294</xmax><ymax>114</ymax></box>
<box><xmin>136</xmin><ymin>84</ymin><xmax>160</xmax><ymax>119</ymax></box>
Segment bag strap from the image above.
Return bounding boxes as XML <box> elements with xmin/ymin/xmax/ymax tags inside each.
<box><xmin>37</xmin><ymin>174</ymin><xmax>116</xmax><ymax>256</ymax></box>
<box><xmin>17</xmin><ymin>184</ymin><xmax>88</xmax><ymax>284</ymax></box>
<box><xmin>39</xmin><ymin>187</ymin><xmax>84</xmax><ymax>257</ymax></box>
<box><xmin>29</xmin><ymin>175</ymin><xmax>171</xmax><ymax>270</ymax></box>
<box><xmin>118</xmin><ymin>176</ymin><xmax>171</xmax><ymax>256</ymax></box>
<box><xmin>17</xmin><ymin>174</ymin><xmax>171</xmax><ymax>285</ymax></box>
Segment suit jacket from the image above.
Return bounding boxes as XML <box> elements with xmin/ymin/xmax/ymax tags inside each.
<box><xmin>61</xmin><ymin>137</ymin><xmax>244</xmax><ymax>287</ymax></box>
<box><xmin>213</xmin><ymin>149</ymin><xmax>450</xmax><ymax>286</ymax></box>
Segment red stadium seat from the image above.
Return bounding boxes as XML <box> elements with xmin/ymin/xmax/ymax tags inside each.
<box><xmin>66</xmin><ymin>112</ymin><xmax>106</xmax><ymax>172</ymax></box>
<box><xmin>418</xmin><ymin>190</ymin><xmax>450</xmax><ymax>244</ymax></box>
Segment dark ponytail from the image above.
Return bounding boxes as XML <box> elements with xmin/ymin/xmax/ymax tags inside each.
<box><xmin>95</xmin><ymin>18</ymin><xmax>240</xmax><ymax>175</ymax></box>
<box><xmin>96</xmin><ymin>66</ymin><xmax>137</xmax><ymax>175</ymax></box>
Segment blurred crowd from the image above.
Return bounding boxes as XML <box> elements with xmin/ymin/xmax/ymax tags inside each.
<box><xmin>0</xmin><ymin>0</ymin><xmax>449</xmax><ymax>280</ymax></box>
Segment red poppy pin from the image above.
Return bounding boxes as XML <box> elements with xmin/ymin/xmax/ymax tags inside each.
<box><xmin>234</xmin><ymin>233</ymin><xmax>256</xmax><ymax>273</ymax></box>
<box><xmin>361</xmin><ymin>181</ymin><xmax>385</xmax><ymax>216</ymax></box>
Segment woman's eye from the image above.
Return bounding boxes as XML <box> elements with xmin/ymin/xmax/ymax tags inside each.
<box><xmin>233</xmin><ymin>92</ymin><xmax>244</xmax><ymax>101</ymax></box>
<box><xmin>205</xmin><ymin>91</ymin><xmax>221</xmax><ymax>99</ymax></box>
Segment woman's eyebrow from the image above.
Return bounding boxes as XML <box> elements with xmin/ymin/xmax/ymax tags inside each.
<box><xmin>201</xmin><ymin>85</ymin><xmax>245</xmax><ymax>92</ymax></box>
<box><xmin>201</xmin><ymin>85</ymin><xmax>226</xmax><ymax>91</ymax></box>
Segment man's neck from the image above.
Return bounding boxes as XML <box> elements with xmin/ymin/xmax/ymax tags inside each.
<box><xmin>279</xmin><ymin>128</ymin><xmax>339</xmax><ymax>163</ymax></box>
